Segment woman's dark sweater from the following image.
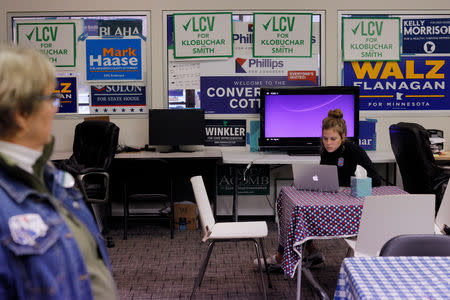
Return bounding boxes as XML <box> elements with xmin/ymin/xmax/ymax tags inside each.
<box><xmin>320</xmin><ymin>140</ymin><xmax>382</xmax><ymax>187</ymax></box>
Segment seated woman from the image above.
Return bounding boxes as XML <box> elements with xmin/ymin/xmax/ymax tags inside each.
<box><xmin>255</xmin><ymin>108</ymin><xmax>382</xmax><ymax>269</ymax></box>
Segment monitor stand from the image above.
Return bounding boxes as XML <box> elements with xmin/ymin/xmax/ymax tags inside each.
<box><xmin>159</xmin><ymin>145</ymin><xmax>195</xmax><ymax>153</ymax></box>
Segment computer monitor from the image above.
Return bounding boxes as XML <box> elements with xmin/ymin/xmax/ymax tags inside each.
<box><xmin>148</xmin><ymin>109</ymin><xmax>205</xmax><ymax>152</ymax></box>
<box><xmin>259</xmin><ymin>86</ymin><xmax>359</xmax><ymax>155</ymax></box>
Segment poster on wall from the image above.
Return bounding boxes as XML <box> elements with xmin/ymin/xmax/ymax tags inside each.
<box><xmin>16</xmin><ymin>20</ymin><xmax>80</xmax><ymax>67</ymax></box>
<box><xmin>55</xmin><ymin>76</ymin><xmax>77</xmax><ymax>113</ymax></box>
<box><xmin>342</xmin><ymin>17</ymin><xmax>401</xmax><ymax>61</ymax></box>
<box><xmin>97</xmin><ymin>19</ymin><xmax>143</xmax><ymax>37</ymax></box>
<box><xmin>253</xmin><ymin>13</ymin><xmax>312</xmax><ymax>57</ymax></box>
<box><xmin>204</xmin><ymin>119</ymin><xmax>246</xmax><ymax>146</ymax></box>
<box><xmin>90</xmin><ymin>85</ymin><xmax>146</xmax><ymax>114</ymax></box>
<box><xmin>173</xmin><ymin>12</ymin><xmax>233</xmax><ymax>59</ymax></box>
<box><xmin>343</xmin><ymin>57</ymin><xmax>450</xmax><ymax>110</ymax></box>
<box><xmin>217</xmin><ymin>164</ymin><xmax>270</xmax><ymax>195</ymax></box>
<box><xmin>85</xmin><ymin>37</ymin><xmax>143</xmax><ymax>81</ymax></box>
<box><xmin>402</xmin><ymin>18</ymin><xmax>450</xmax><ymax>54</ymax></box>
<box><xmin>199</xmin><ymin>21</ymin><xmax>320</xmax><ymax>114</ymax></box>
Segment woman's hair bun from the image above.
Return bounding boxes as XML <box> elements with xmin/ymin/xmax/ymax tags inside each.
<box><xmin>328</xmin><ymin>109</ymin><xmax>343</xmax><ymax>119</ymax></box>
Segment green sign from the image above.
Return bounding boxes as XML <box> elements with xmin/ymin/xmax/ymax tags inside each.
<box><xmin>16</xmin><ymin>21</ymin><xmax>77</xmax><ymax>67</ymax></box>
<box><xmin>173</xmin><ymin>12</ymin><xmax>233</xmax><ymax>59</ymax></box>
<box><xmin>342</xmin><ymin>17</ymin><xmax>400</xmax><ymax>61</ymax></box>
<box><xmin>253</xmin><ymin>13</ymin><xmax>312</xmax><ymax>57</ymax></box>
<box><xmin>217</xmin><ymin>165</ymin><xmax>270</xmax><ymax>195</ymax></box>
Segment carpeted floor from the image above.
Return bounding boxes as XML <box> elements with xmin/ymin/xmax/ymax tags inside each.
<box><xmin>106</xmin><ymin>219</ymin><xmax>349</xmax><ymax>299</ymax></box>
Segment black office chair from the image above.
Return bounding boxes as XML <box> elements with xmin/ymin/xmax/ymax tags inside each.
<box><xmin>57</xmin><ymin>120</ymin><xmax>120</xmax><ymax>247</ymax></box>
<box><xmin>389</xmin><ymin>122</ymin><xmax>450</xmax><ymax>213</ymax></box>
<box><xmin>122</xmin><ymin>158</ymin><xmax>174</xmax><ymax>240</ymax></box>
<box><xmin>380</xmin><ymin>234</ymin><xmax>450</xmax><ymax>256</ymax></box>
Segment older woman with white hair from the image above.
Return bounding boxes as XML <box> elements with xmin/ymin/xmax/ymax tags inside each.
<box><xmin>0</xmin><ymin>43</ymin><xmax>118</xmax><ymax>300</ymax></box>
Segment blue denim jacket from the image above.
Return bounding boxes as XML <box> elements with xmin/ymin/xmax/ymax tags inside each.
<box><xmin>0</xmin><ymin>163</ymin><xmax>112</xmax><ymax>300</ymax></box>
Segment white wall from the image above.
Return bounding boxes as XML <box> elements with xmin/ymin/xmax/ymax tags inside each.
<box><xmin>1</xmin><ymin>0</ymin><xmax>450</xmax><ymax>151</ymax></box>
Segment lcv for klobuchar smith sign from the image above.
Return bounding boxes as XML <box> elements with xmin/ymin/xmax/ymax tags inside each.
<box><xmin>173</xmin><ymin>12</ymin><xmax>233</xmax><ymax>58</ymax></box>
<box><xmin>16</xmin><ymin>21</ymin><xmax>77</xmax><ymax>67</ymax></box>
<box><xmin>253</xmin><ymin>13</ymin><xmax>312</xmax><ymax>57</ymax></box>
<box><xmin>342</xmin><ymin>17</ymin><xmax>400</xmax><ymax>61</ymax></box>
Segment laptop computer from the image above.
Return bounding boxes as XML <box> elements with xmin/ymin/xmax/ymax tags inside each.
<box><xmin>292</xmin><ymin>164</ymin><xmax>339</xmax><ymax>192</ymax></box>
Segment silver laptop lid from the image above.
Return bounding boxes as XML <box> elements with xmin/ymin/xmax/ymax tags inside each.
<box><xmin>292</xmin><ymin>164</ymin><xmax>339</xmax><ymax>192</ymax></box>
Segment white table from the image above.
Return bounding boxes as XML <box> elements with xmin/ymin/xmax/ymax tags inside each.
<box><xmin>51</xmin><ymin>149</ymin><xmax>223</xmax><ymax>161</ymax></box>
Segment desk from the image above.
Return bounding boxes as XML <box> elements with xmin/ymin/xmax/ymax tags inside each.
<box><xmin>222</xmin><ymin>150</ymin><xmax>397</xmax><ymax>221</ymax></box>
<box><xmin>277</xmin><ymin>185</ymin><xmax>405</xmax><ymax>300</ymax></box>
<box><xmin>114</xmin><ymin>150</ymin><xmax>222</xmax><ymax>213</ymax></box>
<box><xmin>52</xmin><ymin>150</ymin><xmax>223</xmax><ymax>215</ymax></box>
<box><xmin>435</xmin><ymin>150</ymin><xmax>450</xmax><ymax>162</ymax></box>
<box><xmin>334</xmin><ymin>256</ymin><xmax>450</xmax><ymax>299</ymax></box>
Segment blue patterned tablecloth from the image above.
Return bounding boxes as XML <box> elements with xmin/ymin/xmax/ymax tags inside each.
<box><xmin>276</xmin><ymin>186</ymin><xmax>406</xmax><ymax>278</ymax></box>
<box><xmin>334</xmin><ymin>256</ymin><xmax>450</xmax><ymax>300</ymax></box>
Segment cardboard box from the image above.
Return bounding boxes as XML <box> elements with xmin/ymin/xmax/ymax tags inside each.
<box><xmin>174</xmin><ymin>202</ymin><xmax>198</xmax><ymax>230</ymax></box>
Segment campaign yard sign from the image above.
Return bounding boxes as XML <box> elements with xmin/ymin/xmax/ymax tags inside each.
<box><xmin>173</xmin><ymin>12</ymin><xmax>233</xmax><ymax>58</ymax></box>
<box><xmin>85</xmin><ymin>38</ymin><xmax>143</xmax><ymax>81</ymax></box>
<box><xmin>402</xmin><ymin>18</ymin><xmax>450</xmax><ymax>54</ymax></box>
<box><xmin>204</xmin><ymin>119</ymin><xmax>246</xmax><ymax>146</ymax></box>
<box><xmin>55</xmin><ymin>77</ymin><xmax>77</xmax><ymax>113</ymax></box>
<box><xmin>97</xmin><ymin>19</ymin><xmax>143</xmax><ymax>37</ymax></box>
<box><xmin>90</xmin><ymin>85</ymin><xmax>146</xmax><ymax>114</ymax></box>
<box><xmin>16</xmin><ymin>21</ymin><xmax>77</xmax><ymax>67</ymax></box>
<box><xmin>342</xmin><ymin>17</ymin><xmax>400</xmax><ymax>61</ymax></box>
<box><xmin>253</xmin><ymin>13</ymin><xmax>312</xmax><ymax>57</ymax></box>
<box><xmin>343</xmin><ymin>57</ymin><xmax>450</xmax><ymax>110</ymax></box>
<box><xmin>217</xmin><ymin>164</ymin><xmax>270</xmax><ymax>195</ymax></box>
<box><xmin>200</xmin><ymin>75</ymin><xmax>313</xmax><ymax>114</ymax></box>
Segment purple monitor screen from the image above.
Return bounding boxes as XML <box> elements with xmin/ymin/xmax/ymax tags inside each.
<box><xmin>264</xmin><ymin>94</ymin><xmax>355</xmax><ymax>138</ymax></box>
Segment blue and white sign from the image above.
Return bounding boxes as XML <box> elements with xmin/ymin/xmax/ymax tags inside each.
<box><xmin>343</xmin><ymin>57</ymin><xmax>450</xmax><ymax>110</ymax></box>
<box><xmin>55</xmin><ymin>76</ymin><xmax>77</xmax><ymax>113</ymax></box>
<box><xmin>403</xmin><ymin>18</ymin><xmax>450</xmax><ymax>54</ymax></box>
<box><xmin>85</xmin><ymin>38</ymin><xmax>143</xmax><ymax>81</ymax></box>
<box><xmin>90</xmin><ymin>85</ymin><xmax>146</xmax><ymax>114</ymax></box>
<box><xmin>97</xmin><ymin>19</ymin><xmax>143</xmax><ymax>37</ymax></box>
<box><xmin>200</xmin><ymin>75</ymin><xmax>313</xmax><ymax>114</ymax></box>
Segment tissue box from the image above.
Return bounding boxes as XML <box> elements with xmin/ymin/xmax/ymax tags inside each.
<box><xmin>351</xmin><ymin>176</ymin><xmax>372</xmax><ymax>197</ymax></box>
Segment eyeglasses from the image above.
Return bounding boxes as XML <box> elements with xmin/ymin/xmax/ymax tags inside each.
<box><xmin>38</xmin><ymin>93</ymin><xmax>61</xmax><ymax>108</ymax></box>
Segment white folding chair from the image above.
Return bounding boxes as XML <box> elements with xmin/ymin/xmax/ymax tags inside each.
<box><xmin>436</xmin><ymin>184</ymin><xmax>450</xmax><ymax>234</ymax></box>
<box><xmin>345</xmin><ymin>194</ymin><xmax>435</xmax><ymax>257</ymax></box>
<box><xmin>190</xmin><ymin>176</ymin><xmax>272</xmax><ymax>300</ymax></box>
